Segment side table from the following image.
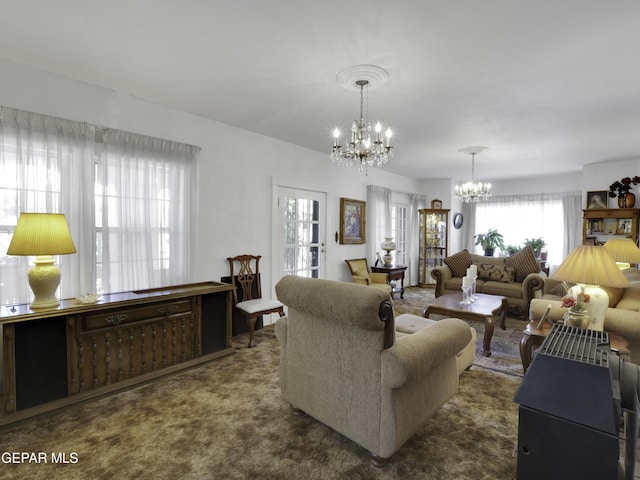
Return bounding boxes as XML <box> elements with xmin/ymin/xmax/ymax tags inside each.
<box><xmin>371</xmin><ymin>265</ymin><xmax>408</xmax><ymax>299</ymax></box>
<box><xmin>520</xmin><ymin>322</ymin><xmax>630</xmax><ymax>374</ymax></box>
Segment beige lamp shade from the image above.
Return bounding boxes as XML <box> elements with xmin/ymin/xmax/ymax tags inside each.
<box><xmin>603</xmin><ymin>238</ymin><xmax>640</xmax><ymax>264</ymax></box>
<box><xmin>552</xmin><ymin>245</ymin><xmax>629</xmax><ymax>288</ymax></box>
<box><xmin>7</xmin><ymin>213</ymin><xmax>76</xmax><ymax>256</ymax></box>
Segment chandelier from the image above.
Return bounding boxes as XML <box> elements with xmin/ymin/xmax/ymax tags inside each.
<box><xmin>330</xmin><ymin>66</ymin><xmax>393</xmax><ymax>173</ymax></box>
<box><xmin>455</xmin><ymin>146</ymin><xmax>491</xmax><ymax>203</ymax></box>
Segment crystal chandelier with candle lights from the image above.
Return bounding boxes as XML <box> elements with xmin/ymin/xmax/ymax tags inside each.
<box><xmin>330</xmin><ymin>65</ymin><xmax>393</xmax><ymax>173</ymax></box>
<box><xmin>455</xmin><ymin>146</ymin><xmax>492</xmax><ymax>203</ymax></box>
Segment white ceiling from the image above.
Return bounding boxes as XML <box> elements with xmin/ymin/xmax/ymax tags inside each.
<box><xmin>1</xmin><ymin>1</ymin><xmax>639</xmax><ymax>181</ymax></box>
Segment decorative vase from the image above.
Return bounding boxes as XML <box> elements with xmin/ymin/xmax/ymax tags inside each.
<box><xmin>563</xmin><ymin>310</ymin><xmax>589</xmax><ymax>329</ymax></box>
<box><xmin>618</xmin><ymin>192</ymin><xmax>636</xmax><ymax>208</ymax></box>
<box><xmin>380</xmin><ymin>237</ymin><xmax>396</xmax><ymax>266</ymax></box>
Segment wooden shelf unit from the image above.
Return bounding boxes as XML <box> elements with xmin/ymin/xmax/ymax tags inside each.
<box><xmin>582</xmin><ymin>208</ymin><xmax>640</xmax><ymax>245</ymax></box>
<box><xmin>0</xmin><ymin>281</ymin><xmax>234</xmax><ymax>425</ymax></box>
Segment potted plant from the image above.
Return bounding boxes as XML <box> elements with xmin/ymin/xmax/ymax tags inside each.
<box><xmin>504</xmin><ymin>244</ymin><xmax>521</xmax><ymax>256</ymax></box>
<box><xmin>608</xmin><ymin>176</ymin><xmax>640</xmax><ymax>208</ymax></box>
<box><xmin>474</xmin><ymin>229</ymin><xmax>505</xmax><ymax>256</ymax></box>
<box><xmin>523</xmin><ymin>237</ymin><xmax>546</xmax><ymax>258</ymax></box>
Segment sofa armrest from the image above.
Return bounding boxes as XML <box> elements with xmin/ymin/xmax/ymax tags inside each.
<box><xmin>430</xmin><ymin>265</ymin><xmax>453</xmax><ymax>297</ymax></box>
<box><xmin>530</xmin><ymin>298</ymin><xmax>640</xmax><ymax>345</ymax></box>
<box><xmin>369</xmin><ymin>272</ymin><xmax>389</xmax><ymax>284</ymax></box>
<box><xmin>381</xmin><ymin>318</ymin><xmax>471</xmax><ymax>389</ymax></box>
<box><xmin>522</xmin><ymin>272</ymin><xmax>547</xmax><ymax>303</ymax></box>
<box><xmin>529</xmin><ymin>298</ymin><xmax>566</xmax><ymax>323</ymax></box>
<box><xmin>602</xmin><ymin>308</ymin><xmax>640</xmax><ymax>343</ymax></box>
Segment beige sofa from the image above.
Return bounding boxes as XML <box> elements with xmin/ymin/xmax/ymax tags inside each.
<box><xmin>529</xmin><ymin>268</ymin><xmax>640</xmax><ymax>363</ymax></box>
<box><xmin>275</xmin><ymin>275</ymin><xmax>472</xmax><ymax>466</ymax></box>
<box><xmin>431</xmin><ymin>247</ymin><xmax>547</xmax><ymax>316</ymax></box>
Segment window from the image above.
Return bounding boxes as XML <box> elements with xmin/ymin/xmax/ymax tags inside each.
<box><xmin>0</xmin><ymin>107</ymin><xmax>198</xmax><ymax>304</ymax></box>
<box><xmin>475</xmin><ymin>194</ymin><xmax>565</xmax><ymax>267</ymax></box>
<box><xmin>391</xmin><ymin>203</ymin><xmax>408</xmax><ymax>266</ymax></box>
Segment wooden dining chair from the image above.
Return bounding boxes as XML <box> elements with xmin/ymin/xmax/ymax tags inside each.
<box><xmin>227</xmin><ymin>254</ymin><xmax>285</xmax><ymax>347</ymax></box>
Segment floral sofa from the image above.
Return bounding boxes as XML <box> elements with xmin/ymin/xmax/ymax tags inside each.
<box><xmin>431</xmin><ymin>247</ymin><xmax>547</xmax><ymax>316</ymax></box>
<box><xmin>529</xmin><ymin>268</ymin><xmax>640</xmax><ymax>363</ymax></box>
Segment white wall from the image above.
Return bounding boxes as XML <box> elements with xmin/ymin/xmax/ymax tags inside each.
<box><xmin>0</xmin><ymin>60</ymin><xmax>424</xmax><ymax>298</ymax></box>
<box><xmin>583</xmin><ymin>158</ymin><xmax>640</xmax><ymax>208</ymax></box>
<box><xmin>2</xmin><ymin>59</ymin><xmax>637</xmax><ymax>298</ymax></box>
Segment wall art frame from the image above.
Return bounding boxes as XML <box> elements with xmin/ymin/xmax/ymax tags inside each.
<box><xmin>340</xmin><ymin>197</ymin><xmax>366</xmax><ymax>244</ymax></box>
<box><xmin>586</xmin><ymin>191</ymin><xmax>608</xmax><ymax>209</ymax></box>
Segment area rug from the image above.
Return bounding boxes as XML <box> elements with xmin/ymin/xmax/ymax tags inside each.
<box><xmin>394</xmin><ymin>287</ymin><xmax>527</xmax><ymax>377</ymax></box>
<box><xmin>0</xmin><ymin>326</ymin><xmax>521</xmax><ymax>480</ymax></box>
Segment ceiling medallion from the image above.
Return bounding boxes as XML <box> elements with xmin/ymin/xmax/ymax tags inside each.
<box><xmin>455</xmin><ymin>146</ymin><xmax>492</xmax><ymax>203</ymax></box>
<box><xmin>330</xmin><ymin>65</ymin><xmax>394</xmax><ymax>174</ymax></box>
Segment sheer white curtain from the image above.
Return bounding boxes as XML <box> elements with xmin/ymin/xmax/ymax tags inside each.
<box><xmin>562</xmin><ymin>193</ymin><xmax>583</xmax><ymax>256</ymax></box>
<box><xmin>0</xmin><ymin>107</ymin><xmax>94</xmax><ymax>304</ymax></box>
<box><xmin>97</xmin><ymin>130</ymin><xmax>199</xmax><ymax>293</ymax></box>
<box><xmin>406</xmin><ymin>194</ymin><xmax>426</xmax><ymax>285</ymax></box>
<box><xmin>366</xmin><ymin>185</ymin><xmax>392</xmax><ymax>266</ymax></box>
<box><xmin>460</xmin><ymin>202</ymin><xmax>477</xmax><ymax>251</ymax></box>
<box><xmin>475</xmin><ymin>192</ymin><xmax>581</xmax><ymax>270</ymax></box>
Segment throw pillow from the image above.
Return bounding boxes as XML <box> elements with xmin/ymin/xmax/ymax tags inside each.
<box><xmin>549</xmin><ymin>282</ymin><xmax>572</xmax><ymax>297</ymax></box>
<box><xmin>444</xmin><ymin>249</ymin><xmax>472</xmax><ymax>278</ymax></box>
<box><xmin>478</xmin><ymin>263</ymin><xmax>515</xmax><ymax>283</ymax></box>
<box><xmin>504</xmin><ymin>246</ymin><xmax>541</xmax><ymax>282</ymax></box>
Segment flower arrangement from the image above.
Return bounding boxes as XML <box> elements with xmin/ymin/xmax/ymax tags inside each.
<box><xmin>561</xmin><ymin>285</ymin><xmax>590</xmax><ymax>313</ymax></box>
<box><xmin>608</xmin><ymin>176</ymin><xmax>640</xmax><ymax>198</ymax></box>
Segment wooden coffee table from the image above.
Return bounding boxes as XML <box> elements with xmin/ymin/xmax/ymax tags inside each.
<box><xmin>423</xmin><ymin>292</ymin><xmax>508</xmax><ymax>357</ymax></box>
<box><xmin>520</xmin><ymin>322</ymin><xmax>630</xmax><ymax>374</ymax></box>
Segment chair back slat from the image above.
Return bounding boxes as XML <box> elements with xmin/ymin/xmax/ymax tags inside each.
<box><xmin>227</xmin><ymin>254</ymin><xmax>263</xmax><ymax>304</ymax></box>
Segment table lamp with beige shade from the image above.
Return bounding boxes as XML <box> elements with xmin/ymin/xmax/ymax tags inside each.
<box><xmin>552</xmin><ymin>245</ymin><xmax>629</xmax><ymax>331</ymax></box>
<box><xmin>603</xmin><ymin>238</ymin><xmax>640</xmax><ymax>269</ymax></box>
<box><xmin>6</xmin><ymin>212</ymin><xmax>77</xmax><ymax>309</ymax></box>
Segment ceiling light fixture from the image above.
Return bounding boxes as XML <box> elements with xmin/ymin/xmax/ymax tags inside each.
<box><xmin>455</xmin><ymin>146</ymin><xmax>491</xmax><ymax>203</ymax></box>
<box><xmin>331</xmin><ymin>65</ymin><xmax>393</xmax><ymax>174</ymax></box>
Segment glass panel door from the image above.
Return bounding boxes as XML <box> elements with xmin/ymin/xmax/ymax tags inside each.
<box><xmin>277</xmin><ymin>187</ymin><xmax>326</xmax><ymax>279</ymax></box>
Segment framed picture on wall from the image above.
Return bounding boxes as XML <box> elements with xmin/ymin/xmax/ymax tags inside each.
<box><xmin>586</xmin><ymin>191</ymin><xmax>608</xmax><ymax>209</ymax></box>
<box><xmin>340</xmin><ymin>197</ymin><xmax>366</xmax><ymax>244</ymax></box>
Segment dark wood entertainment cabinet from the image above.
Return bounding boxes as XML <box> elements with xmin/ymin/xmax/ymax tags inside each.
<box><xmin>0</xmin><ymin>282</ymin><xmax>234</xmax><ymax>426</ymax></box>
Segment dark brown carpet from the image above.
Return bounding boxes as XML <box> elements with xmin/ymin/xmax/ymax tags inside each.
<box><xmin>0</xmin><ymin>308</ymin><xmax>522</xmax><ymax>479</ymax></box>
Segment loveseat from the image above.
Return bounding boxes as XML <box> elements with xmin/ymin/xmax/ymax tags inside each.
<box><xmin>431</xmin><ymin>247</ymin><xmax>547</xmax><ymax>316</ymax></box>
<box><xmin>274</xmin><ymin>275</ymin><xmax>472</xmax><ymax>466</ymax></box>
<box><xmin>529</xmin><ymin>268</ymin><xmax>640</xmax><ymax>363</ymax></box>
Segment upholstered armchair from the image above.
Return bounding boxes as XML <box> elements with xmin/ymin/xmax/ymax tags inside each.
<box><xmin>344</xmin><ymin>258</ymin><xmax>392</xmax><ymax>294</ymax></box>
<box><xmin>274</xmin><ymin>275</ymin><xmax>472</xmax><ymax>466</ymax></box>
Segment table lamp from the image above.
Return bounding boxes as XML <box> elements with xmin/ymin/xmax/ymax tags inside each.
<box><xmin>603</xmin><ymin>238</ymin><xmax>640</xmax><ymax>269</ymax></box>
<box><xmin>6</xmin><ymin>212</ymin><xmax>77</xmax><ymax>309</ymax></box>
<box><xmin>552</xmin><ymin>245</ymin><xmax>629</xmax><ymax>330</ymax></box>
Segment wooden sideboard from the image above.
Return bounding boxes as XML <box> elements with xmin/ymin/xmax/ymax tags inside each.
<box><xmin>0</xmin><ymin>281</ymin><xmax>234</xmax><ymax>425</ymax></box>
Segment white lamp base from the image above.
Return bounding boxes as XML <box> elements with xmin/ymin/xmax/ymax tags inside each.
<box><xmin>27</xmin><ymin>255</ymin><xmax>61</xmax><ymax>309</ymax></box>
<box><xmin>569</xmin><ymin>284</ymin><xmax>608</xmax><ymax>331</ymax></box>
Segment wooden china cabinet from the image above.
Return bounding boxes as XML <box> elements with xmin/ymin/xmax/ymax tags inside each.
<box><xmin>418</xmin><ymin>208</ymin><xmax>450</xmax><ymax>287</ymax></box>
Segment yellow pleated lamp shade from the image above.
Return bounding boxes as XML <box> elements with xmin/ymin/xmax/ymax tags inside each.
<box><xmin>7</xmin><ymin>213</ymin><xmax>77</xmax><ymax>256</ymax></box>
<box><xmin>603</xmin><ymin>238</ymin><xmax>640</xmax><ymax>264</ymax></box>
<box><xmin>552</xmin><ymin>245</ymin><xmax>629</xmax><ymax>288</ymax></box>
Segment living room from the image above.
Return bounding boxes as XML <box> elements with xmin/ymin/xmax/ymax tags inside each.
<box><xmin>1</xmin><ymin>2</ymin><xmax>640</xmax><ymax>479</ymax></box>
